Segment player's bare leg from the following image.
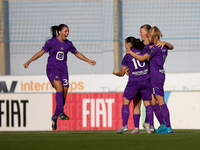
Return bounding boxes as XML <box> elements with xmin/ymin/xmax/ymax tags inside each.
<box><xmin>130</xmin><ymin>97</ymin><xmax>141</xmax><ymax>134</ymax></box>
<box><xmin>133</xmin><ymin>95</ymin><xmax>141</xmax><ymax>114</ymax></box>
<box><xmin>63</xmin><ymin>87</ymin><xmax>68</xmax><ymax>106</ymax></box>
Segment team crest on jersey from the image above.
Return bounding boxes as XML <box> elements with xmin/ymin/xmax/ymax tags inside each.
<box><xmin>148</xmin><ymin>49</ymin><xmax>153</xmax><ymax>54</ymax></box>
<box><xmin>61</xmin><ymin>47</ymin><xmax>64</xmax><ymax>50</ymax></box>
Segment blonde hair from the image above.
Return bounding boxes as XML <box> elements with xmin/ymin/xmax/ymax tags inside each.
<box><xmin>140</xmin><ymin>24</ymin><xmax>151</xmax><ymax>32</ymax></box>
<box><xmin>149</xmin><ymin>26</ymin><xmax>163</xmax><ymax>41</ymax></box>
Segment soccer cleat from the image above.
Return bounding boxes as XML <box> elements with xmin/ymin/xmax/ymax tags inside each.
<box><xmin>59</xmin><ymin>113</ymin><xmax>70</xmax><ymax>120</ymax></box>
<box><xmin>150</xmin><ymin>126</ymin><xmax>155</xmax><ymax>133</ymax></box>
<box><xmin>129</xmin><ymin>128</ymin><xmax>140</xmax><ymax>134</ymax></box>
<box><xmin>51</xmin><ymin>116</ymin><xmax>57</xmax><ymax>130</ymax></box>
<box><xmin>156</xmin><ymin>124</ymin><xmax>166</xmax><ymax>133</ymax></box>
<box><xmin>143</xmin><ymin>122</ymin><xmax>151</xmax><ymax>134</ymax></box>
<box><xmin>117</xmin><ymin>125</ymin><xmax>128</xmax><ymax>134</ymax></box>
<box><xmin>160</xmin><ymin>127</ymin><xmax>173</xmax><ymax>133</ymax></box>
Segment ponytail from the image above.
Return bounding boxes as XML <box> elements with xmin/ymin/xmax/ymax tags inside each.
<box><xmin>133</xmin><ymin>38</ymin><xmax>145</xmax><ymax>51</ymax></box>
<box><xmin>125</xmin><ymin>36</ymin><xmax>145</xmax><ymax>51</ymax></box>
<box><xmin>51</xmin><ymin>25</ymin><xmax>58</xmax><ymax>37</ymax></box>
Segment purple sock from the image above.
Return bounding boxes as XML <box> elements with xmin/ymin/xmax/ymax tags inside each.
<box><xmin>54</xmin><ymin>92</ymin><xmax>64</xmax><ymax>116</ymax></box>
<box><xmin>160</xmin><ymin>103</ymin><xmax>171</xmax><ymax>127</ymax></box>
<box><xmin>146</xmin><ymin>105</ymin><xmax>154</xmax><ymax>127</ymax></box>
<box><xmin>122</xmin><ymin>105</ymin><xmax>129</xmax><ymax>126</ymax></box>
<box><xmin>153</xmin><ymin>103</ymin><xmax>165</xmax><ymax>125</ymax></box>
<box><xmin>133</xmin><ymin>114</ymin><xmax>140</xmax><ymax>128</ymax></box>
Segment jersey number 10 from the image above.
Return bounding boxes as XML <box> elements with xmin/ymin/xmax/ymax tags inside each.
<box><xmin>132</xmin><ymin>58</ymin><xmax>145</xmax><ymax>69</ymax></box>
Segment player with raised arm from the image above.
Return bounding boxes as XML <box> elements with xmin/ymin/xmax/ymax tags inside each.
<box><xmin>126</xmin><ymin>26</ymin><xmax>173</xmax><ymax>133</ymax></box>
<box><xmin>24</xmin><ymin>24</ymin><xmax>96</xmax><ymax>130</ymax></box>
<box><xmin>113</xmin><ymin>36</ymin><xmax>154</xmax><ymax>134</ymax></box>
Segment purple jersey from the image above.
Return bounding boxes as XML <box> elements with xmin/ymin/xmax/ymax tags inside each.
<box><xmin>146</xmin><ymin>45</ymin><xmax>168</xmax><ymax>79</ymax></box>
<box><xmin>42</xmin><ymin>37</ymin><xmax>77</xmax><ymax>72</ymax></box>
<box><xmin>142</xmin><ymin>42</ymin><xmax>152</xmax><ymax>53</ymax></box>
<box><xmin>122</xmin><ymin>48</ymin><xmax>150</xmax><ymax>81</ymax></box>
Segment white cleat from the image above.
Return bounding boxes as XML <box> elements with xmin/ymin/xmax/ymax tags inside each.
<box><xmin>129</xmin><ymin>127</ymin><xmax>140</xmax><ymax>134</ymax></box>
<box><xmin>143</xmin><ymin>122</ymin><xmax>151</xmax><ymax>134</ymax></box>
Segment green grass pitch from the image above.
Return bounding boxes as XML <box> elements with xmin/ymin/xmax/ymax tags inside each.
<box><xmin>0</xmin><ymin>130</ymin><xmax>200</xmax><ymax>150</ymax></box>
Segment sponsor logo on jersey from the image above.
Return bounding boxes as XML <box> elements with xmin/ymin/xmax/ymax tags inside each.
<box><xmin>162</xmin><ymin>49</ymin><xmax>167</xmax><ymax>52</ymax></box>
<box><xmin>148</xmin><ymin>49</ymin><xmax>153</xmax><ymax>54</ymax></box>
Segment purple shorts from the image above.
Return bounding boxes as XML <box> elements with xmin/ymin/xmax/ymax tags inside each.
<box><xmin>150</xmin><ymin>78</ymin><xmax>165</xmax><ymax>97</ymax></box>
<box><xmin>46</xmin><ymin>68</ymin><xmax>69</xmax><ymax>87</ymax></box>
<box><xmin>123</xmin><ymin>80</ymin><xmax>151</xmax><ymax>101</ymax></box>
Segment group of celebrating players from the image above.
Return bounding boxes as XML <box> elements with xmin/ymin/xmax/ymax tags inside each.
<box><xmin>113</xmin><ymin>24</ymin><xmax>173</xmax><ymax>134</ymax></box>
<box><xmin>24</xmin><ymin>23</ymin><xmax>173</xmax><ymax>134</ymax></box>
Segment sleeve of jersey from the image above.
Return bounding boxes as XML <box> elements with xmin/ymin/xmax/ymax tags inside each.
<box><xmin>121</xmin><ymin>55</ymin><xmax>128</xmax><ymax>67</ymax></box>
<box><xmin>42</xmin><ymin>40</ymin><xmax>51</xmax><ymax>53</ymax></box>
<box><xmin>146</xmin><ymin>48</ymin><xmax>157</xmax><ymax>58</ymax></box>
<box><xmin>69</xmin><ymin>42</ymin><xmax>77</xmax><ymax>54</ymax></box>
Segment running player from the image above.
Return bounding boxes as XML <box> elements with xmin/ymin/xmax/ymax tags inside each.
<box><xmin>126</xmin><ymin>26</ymin><xmax>173</xmax><ymax>133</ymax></box>
<box><xmin>113</xmin><ymin>36</ymin><xmax>154</xmax><ymax>134</ymax></box>
<box><xmin>24</xmin><ymin>24</ymin><xmax>96</xmax><ymax>130</ymax></box>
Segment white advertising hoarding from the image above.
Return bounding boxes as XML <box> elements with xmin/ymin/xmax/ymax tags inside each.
<box><xmin>167</xmin><ymin>92</ymin><xmax>200</xmax><ymax>129</ymax></box>
<box><xmin>0</xmin><ymin>94</ymin><xmax>52</xmax><ymax>131</ymax></box>
<box><xmin>152</xmin><ymin>92</ymin><xmax>200</xmax><ymax>129</ymax></box>
<box><xmin>0</xmin><ymin>92</ymin><xmax>199</xmax><ymax>131</ymax></box>
<box><xmin>1</xmin><ymin>73</ymin><xmax>200</xmax><ymax>93</ymax></box>
<box><xmin>165</xmin><ymin>73</ymin><xmax>200</xmax><ymax>91</ymax></box>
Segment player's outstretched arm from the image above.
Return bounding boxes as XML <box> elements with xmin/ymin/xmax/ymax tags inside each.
<box><xmin>23</xmin><ymin>49</ymin><xmax>45</xmax><ymax>68</ymax></box>
<box><xmin>156</xmin><ymin>41</ymin><xmax>174</xmax><ymax>50</ymax></box>
<box><xmin>113</xmin><ymin>66</ymin><xmax>126</xmax><ymax>77</ymax></box>
<box><xmin>74</xmin><ymin>52</ymin><xmax>96</xmax><ymax>66</ymax></box>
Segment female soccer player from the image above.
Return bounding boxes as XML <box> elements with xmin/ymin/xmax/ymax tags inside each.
<box><xmin>24</xmin><ymin>24</ymin><xmax>96</xmax><ymax>130</ymax></box>
<box><xmin>139</xmin><ymin>24</ymin><xmax>174</xmax><ymax>51</ymax></box>
<box><xmin>113</xmin><ymin>36</ymin><xmax>154</xmax><ymax>134</ymax></box>
<box><xmin>126</xmin><ymin>26</ymin><xmax>173</xmax><ymax>133</ymax></box>
<box><xmin>126</xmin><ymin>24</ymin><xmax>174</xmax><ymax>133</ymax></box>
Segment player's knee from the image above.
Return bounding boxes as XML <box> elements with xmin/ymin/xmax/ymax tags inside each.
<box><xmin>123</xmin><ymin>98</ymin><xmax>130</xmax><ymax>105</ymax></box>
<box><xmin>55</xmin><ymin>87</ymin><xmax>64</xmax><ymax>92</ymax></box>
<box><xmin>143</xmin><ymin>100</ymin><xmax>151</xmax><ymax>107</ymax></box>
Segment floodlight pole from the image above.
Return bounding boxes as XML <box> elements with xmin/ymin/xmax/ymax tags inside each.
<box><xmin>0</xmin><ymin>0</ymin><xmax>6</xmax><ymax>75</ymax></box>
<box><xmin>114</xmin><ymin>0</ymin><xmax>120</xmax><ymax>72</ymax></box>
